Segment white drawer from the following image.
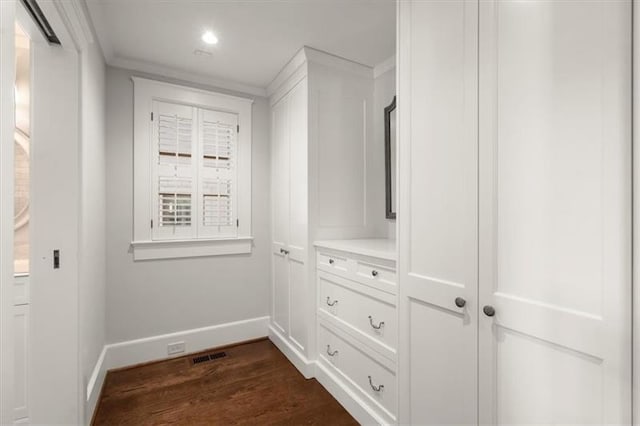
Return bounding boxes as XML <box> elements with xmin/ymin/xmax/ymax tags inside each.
<box><xmin>317</xmin><ymin>251</ymin><xmax>349</xmax><ymax>274</ymax></box>
<box><xmin>318</xmin><ymin>322</ymin><xmax>397</xmax><ymax>417</ymax></box>
<box><xmin>319</xmin><ymin>272</ymin><xmax>397</xmax><ymax>351</ymax></box>
<box><xmin>355</xmin><ymin>260</ymin><xmax>396</xmax><ymax>289</ymax></box>
<box><xmin>317</xmin><ymin>250</ymin><xmax>397</xmax><ymax>295</ymax></box>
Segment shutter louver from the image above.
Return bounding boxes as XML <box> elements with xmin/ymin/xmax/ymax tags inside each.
<box><xmin>153</xmin><ymin>102</ymin><xmax>196</xmax><ymax>239</ymax></box>
<box><xmin>199</xmin><ymin>110</ymin><xmax>238</xmax><ymax>237</ymax></box>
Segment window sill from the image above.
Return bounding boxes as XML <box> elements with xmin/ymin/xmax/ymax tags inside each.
<box><xmin>131</xmin><ymin>237</ymin><xmax>253</xmax><ymax>261</ymax></box>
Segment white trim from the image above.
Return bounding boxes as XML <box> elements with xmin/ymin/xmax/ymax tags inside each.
<box><xmin>114</xmin><ymin>56</ymin><xmax>267</xmax><ymax>97</ymax></box>
<box><xmin>634</xmin><ymin>1</ymin><xmax>639</xmax><ymax>423</ymax></box>
<box><xmin>54</xmin><ymin>0</ymin><xmax>94</xmax><ymax>51</ymax></box>
<box><xmin>0</xmin><ymin>2</ymin><xmax>16</xmax><ymax>423</ymax></box>
<box><xmin>373</xmin><ymin>55</ymin><xmax>396</xmax><ymax>79</ymax></box>
<box><xmin>132</xmin><ymin>77</ymin><xmax>253</xmax><ymax>257</ymax></box>
<box><xmin>106</xmin><ymin>316</ymin><xmax>270</xmax><ymax>370</ymax></box>
<box><xmin>85</xmin><ymin>346</ymin><xmax>107</xmax><ymax>423</ymax></box>
<box><xmin>131</xmin><ymin>237</ymin><xmax>254</xmax><ymax>260</ymax></box>
<box><xmin>268</xmin><ymin>325</ymin><xmax>315</xmax><ymax>379</ymax></box>
<box><xmin>266</xmin><ymin>46</ymin><xmax>373</xmax><ymax>99</ymax></box>
<box><xmin>84</xmin><ymin>316</ymin><xmax>269</xmax><ymax>421</ymax></box>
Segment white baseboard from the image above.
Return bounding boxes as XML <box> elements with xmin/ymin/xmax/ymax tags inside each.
<box><xmin>315</xmin><ymin>361</ymin><xmax>389</xmax><ymax>426</ymax></box>
<box><xmin>85</xmin><ymin>316</ymin><xmax>270</xmax><ymax>422</ymax></box>
<box><xmin>85</xmin><ymin>345</ymin><xmax>108</xmax><ymax>424</ymax></box>
<box><xmin>268</xmin><ymin>325</ymin><xmax>315</xmax><ymax>379</ymax></box>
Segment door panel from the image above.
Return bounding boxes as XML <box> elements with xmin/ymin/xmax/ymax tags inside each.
<box><xmin>30</xmin><ymin>41</ymin><xmax>80</xmax><ymax>424</ymax></box>
<box><xmin>478</xmin><ymin>1</ymin><xmax>632</xmax><ymax>423</ymax></box>
<box><xmin>398</xmin><ymin>1</ymin><xmax>478</xmax><ymax>424</ymax></box>
<box><xmin>271</xmin><ymin>96</ymin><xmax>289</xmax><ymax>334</ymax></box>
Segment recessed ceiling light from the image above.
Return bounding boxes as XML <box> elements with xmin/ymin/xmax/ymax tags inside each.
<box><xmin>202</xmin><ymin>31</ymin><xmax>218</xmax><ymax>45</ymax></box>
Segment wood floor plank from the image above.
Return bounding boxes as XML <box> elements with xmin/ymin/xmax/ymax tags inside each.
<box><xmin>92</xmin><ymin>339</ymin><xmax>358</xmax><ymax>425</ymax></box>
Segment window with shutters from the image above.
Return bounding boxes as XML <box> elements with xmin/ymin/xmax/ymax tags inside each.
<box><xmin>132</xmin><ymin>78</ymin><xmax>252</xmax><ymax>260</ymax></box>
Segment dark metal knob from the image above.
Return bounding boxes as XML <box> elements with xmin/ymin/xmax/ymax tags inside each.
<box><xmin>329</xmin><ymin>259</ymin><xmax>334</xmax><ymax>265</ymax></box>
<box><xmin>455</xmin><ymin>297</ymin><xmax>466</xmax><ymax>308</ymax></box>
<box><xmin>371</xmin><ymin>270</ymin><xmax>379</xmax><ymax>277</ymax></box>
<box><xmin>483</xmin><ymin>305</ymin><xmax>495</xmax><ymax>317</ymax></box>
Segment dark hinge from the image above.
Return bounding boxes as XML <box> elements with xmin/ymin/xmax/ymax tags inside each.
<box><xmin>151</xmin><ymin>219</ymin><xmax>154</xmax><ymax>228</ymax></box>
<box><xmin>151</xmin><ymin>112</ymin><xmax>154</xmax><ymax>121</ymax></box>
<box><xmin>237</xmin><ymin>124</ymin><xmax>239</xmax><ymax>133</ymax></box>
<box><xmin>236</xmin><ymin>219</ymin><xmax>239</xmax><ymax>227</ymax></box>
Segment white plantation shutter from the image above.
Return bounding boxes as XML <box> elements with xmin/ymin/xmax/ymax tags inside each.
<box><xmin>152</xmin><ymin>101</ymin><xmax>197</xmax><ymax>240</ymax></box>
<box><xmin>198</xmin><ymin>109</ymin><xmax>239</xmax><ymax>238</ymax></box>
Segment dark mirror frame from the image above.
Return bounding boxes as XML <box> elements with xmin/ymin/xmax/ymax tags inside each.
<box><xmin>384</xmin><ymin>96</ymin><xmax>397</xmax><ymax>220</ymax></box>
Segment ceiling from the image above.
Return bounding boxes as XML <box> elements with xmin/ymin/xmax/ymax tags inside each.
<box><xmin>86</xmin><ymin>0</ymin><xmax>396</xmax><ymax>95</ymax></box>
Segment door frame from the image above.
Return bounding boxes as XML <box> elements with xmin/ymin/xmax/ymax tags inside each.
<box><xmin>633</xmin><ymin>2</ymin><xmax>640</xmax><ymax>423</ymax></box>
<box><xmin>0</xmin><ymin>0</ymin><xmax>94</xmax><ymax>423</ymax></box>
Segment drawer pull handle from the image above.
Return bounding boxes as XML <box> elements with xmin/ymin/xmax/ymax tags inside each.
<box><xmin>326</xmin><ymin>345</ymin><xmax>339</xmax><ymax>357</ymax></box>
<box><xmin>280</xmin><ymin>248</ymin><xmax>289</xmax><ymax>255</ymax></box>
<box><xmin>371</xmin><ymin>270</ymin><xmax>379</xmax><ymax>277</ymax></box>
<box><xmin>326</xmin><ymin>297</ymin><xmax>338</xmax><ymax>307</ymax></box>
<box><xmin>368</xmin><ymin>375</ymin><xmax>384</xmax><ymax>392</ymax></box>
<box><xmin>329</xmin><ymin>259</ymin><xmax>335</xmax><ymax>265</ymax></box>
<box><xmin>368</xmin><ymin>316</ymin><xmax>385</xmax><ymax>330</ymax></box>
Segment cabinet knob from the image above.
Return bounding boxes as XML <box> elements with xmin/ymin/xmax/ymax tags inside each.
<box><xmin>455</xmin><ymin>297</ymin><xmax>466</xmax><ymax>308</ymax></box>
<box><xmin>483</xmin><ymin>305</ymin><xmax>496</xmax><ymax>317</ymax></box>
<box><xmin>329</xmin><ymin>259</ymin><xmax>334</xmax><ymax>265</ymax></box>
<box><xmin>371</xmin><ymin>270</ymin><xmax>379</xmax><ymax>277</ymax></box>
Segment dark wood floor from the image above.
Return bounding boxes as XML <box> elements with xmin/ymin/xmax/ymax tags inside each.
<box><xmin>92</xmin><ymin>338</ymin><xmax>358</xmax><ymax>425</ymax></box>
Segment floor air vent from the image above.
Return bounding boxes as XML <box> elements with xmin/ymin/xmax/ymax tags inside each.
<box><xmin>192</xmin><ymin>351</ymin><xmax>226</xmax><ymax>365</ymax></box>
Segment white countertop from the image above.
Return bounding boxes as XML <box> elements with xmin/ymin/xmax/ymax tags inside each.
<box><xmin>313</xmin><ymin>238</ymin><xmax>396</xmax><ymax>261</ymax></box>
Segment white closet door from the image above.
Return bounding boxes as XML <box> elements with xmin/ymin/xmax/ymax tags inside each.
<box><xmin>271</xmin><ymin>96</ymin><xmax>290</xmax><ymax>335</ymax></box>
<box><xmin>287</xmin><ymin>78</ymin><xmax>308</xmax><ymax>352</ymax></box>
<box><xmin>398</xmin><ymin>1</ymin><xmax>478</xmax><ymax>424</ymax></box>
<box><xmin>478</xmin><ymin>1</ymin><xmax>632</xmax><ymax>424</ymax></box>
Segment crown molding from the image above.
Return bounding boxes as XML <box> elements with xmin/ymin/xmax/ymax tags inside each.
<box><xmin>110</xmin><ymin>56</ymin><xmax>268</xmax><ymax>98</ymax></box>
<box><xmin>373</xmin><ymin>55</ymin><xmax>396</xmax><ymax>79</ymax></box>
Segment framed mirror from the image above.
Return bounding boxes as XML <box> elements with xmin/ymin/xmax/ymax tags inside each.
<box><xmin>384</xmin><ymin>96</ymin><xmax>396</xmax><ymax>219</ymax></box>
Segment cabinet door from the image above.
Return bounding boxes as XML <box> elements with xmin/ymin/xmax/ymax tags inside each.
<box><xmin>271</xmin><ymin>96</ymin><xmax>290</xmax><ymax>335</ymax></box>
<box><xmin>287</xmin><ymin>78</ymin><xmax>309</xmax><ymax>351</ymax></box>
<box><xmin>478</xmin><ymin>1</ymin><xmax>632</xmax><ymax>423</ymax></box>
<box><xmin>397</xmin><ymin>1</ymin><xmax>478</xmax><ymax>424</ymax></box>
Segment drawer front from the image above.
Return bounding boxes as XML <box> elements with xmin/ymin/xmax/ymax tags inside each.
<box><xmin>355</xmin><ymin>260</ymin><xmax>396</xmax><ymax>289</ymax></box>
<box><xmin>319</xmin><ymin>273</ymin><xmax>397</xmax><ymax>350</ymax></box>
<box><xmin>319</xmin><ymin>323</ymin><xmax>397</xmax><ymax>416</ymax></box>
<box><xmin>317</xmin><ymin>250</ymin><xmax>397</xmax><ymax>295</ymax></box>
<box><xmin>317</xmin><ymin>251</ymin><xmax>350</xmax><ymax>274</ymax></box>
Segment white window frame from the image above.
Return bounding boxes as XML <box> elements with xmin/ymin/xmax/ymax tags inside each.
<box><xmin>131</xmin><ymin>77</ymin><xmax>253</xmax><ymax>260</ymax></box>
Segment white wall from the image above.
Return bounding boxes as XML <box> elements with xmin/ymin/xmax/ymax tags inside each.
<box><xmin>373</xmin><ymin>65</ymin><xmax>396</xmax><ymax>239</ymax></box>
<box><xmin>105</xmin><ymin>66</ymin><xmax>271</xmax><ymax>344</ymax></box>
<box><xmin>79</xmin><ymin>37</ymin><xmax>107</xmax><ymax>422</ymax></box>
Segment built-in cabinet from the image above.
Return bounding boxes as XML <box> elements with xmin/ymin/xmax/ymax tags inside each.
<box><xmin>315</xmin><ymin>240</ymin><xmax>397</xmax><ymax>425</ymax></box>
<box><xmin>268</xmin><ymin>47</ymin><xmax>380</xmax><ymax>376</ymax></box>
<box><xmin>398</xmin><ymin>1</ymin><xmax>632</xmax><ymax>424</ymax></box>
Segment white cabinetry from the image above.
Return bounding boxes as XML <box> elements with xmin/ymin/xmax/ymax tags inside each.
<box><xmin>268</xmin><ymin>47</ymin><xmax>378</xmax><ymax>376</ymax></box>
<box><xmin>315</xmin><ymin>239</ymin><xmax>397</xmax><ymax>425</ymax></box>
<box><xmin>398</xmin><ymin>1</ymin><xmax>632</xmax><ymax>424</ymax></box>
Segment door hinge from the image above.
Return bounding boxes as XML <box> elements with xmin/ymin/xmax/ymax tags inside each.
<box><xmin>236</xmin><ymin>219</ymin><xmax>239</xmax><ymax>227</ymax></box>
<box><xmin>237</xmin><ymin>124</ymin><xmax>239</xmax><ymax>133</ymax></box>
<box><xmin>151</xmin><ymin>219</ymin><xmax>154</xmax><ymax>228</ymax></box>
<box><xmin>151</xmin><ymin>112</ymin><xmax>154</xmax><ymax>121</ymax></box>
